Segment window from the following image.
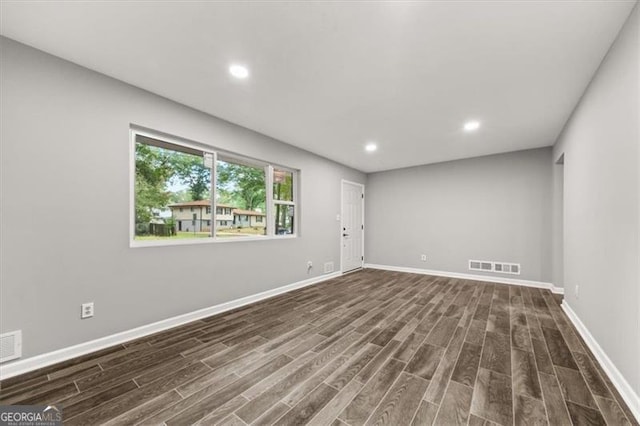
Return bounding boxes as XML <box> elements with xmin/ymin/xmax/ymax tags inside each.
<box><xmin>133</xmin><ymin>134</ymin><xmax>212</xmax><ymax>241</ymax></box>
<box><xmin>273</xmin><ymin>168</ymin><xmax>296</xmax><ymax>235</ymax></box>
<box><xmin>132</xmin><ymin>129</ymin><xmax>298</xmax><ymax>245</ymax></box>
<box><xmin>216</xmin><ymin>157</ymin><xmax>266</xmax><ymax>238</ymax></box>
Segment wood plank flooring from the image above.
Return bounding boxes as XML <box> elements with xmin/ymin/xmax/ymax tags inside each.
<box><xmin>1</xmin><ymin>269</ymin><xmax>637</xmax><ymax>425</ymax></box>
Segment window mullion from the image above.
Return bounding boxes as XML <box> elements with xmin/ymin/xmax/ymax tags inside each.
<box><xmin>210</xmin><ymin>151</ymin><xmax>217</xmax><ymax>239</ymax></box>
<box><xmin>293</xmin><ymin>170</ymin><xmax>298</xmax><ymax>236</ymax></box>
<box><xmin>266</xmin><ymin>164</ymin><xmax>274</xmax><ymax>236</ymax></box>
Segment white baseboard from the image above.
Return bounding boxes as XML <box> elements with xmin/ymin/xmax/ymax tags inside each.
<box><xmin>561</xmin><ymin>302</ymin><xmax>640</xmax><ymax>423</ymax></box>
<box><xmin>365</xmin><ymin>263</ymin><xmax>563</xmax><ymax>294</ymax></box>
<box><xmin>0</xmin><ymin>271</ymin><xmax>341</xmax><ymax>381</ymax></box>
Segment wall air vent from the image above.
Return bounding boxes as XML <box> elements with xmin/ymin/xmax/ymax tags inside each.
<box><xmin>324</xmin><ymin>262</ymin><xmax>334</xmax><ymax>274</ymax></box>
<box><xmin>0</xmin><ymin>330</ymin><xmax>22</xmax><ymax>363</ymax></box>
<box><xmin>469</xmin><ymin>260</ymin><xmax>521</xmax><ymax>275</ymax></box>
<box><xmin>494</xmin><ymin>262</ymin><xmax>520</xmax><ymax>275</ymax></box>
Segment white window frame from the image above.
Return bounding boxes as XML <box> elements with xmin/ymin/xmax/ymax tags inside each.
<box><xmin>270</xmin><ymin>166</ymin><xmax>298</xmax><ymax>236</ymax></box>
<box><xmin>130</xmin><ymin>126</ymin><xmax>299</xmax><ymax>248</ymax></box>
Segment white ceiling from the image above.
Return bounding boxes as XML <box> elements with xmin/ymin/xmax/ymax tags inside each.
<box><xmin>1</xmin><ymin>1</ymin><xmax>635</xmax><ymax>172</ymax></box>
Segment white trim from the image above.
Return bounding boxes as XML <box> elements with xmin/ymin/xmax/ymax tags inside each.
<box><xmin>0</xmin><ymin>272</ymin><xmax>341</xmax><ymax>381</ymax></box>
<box><xmin>340</xmin><ymin>181</ymin><xmax>343</xmax><ymax>272</ymax></box>
<box><xmin>129</xmin><ymin>128</ymin><xmax>137</xmax><ymax>245</ymax></box>
<box><xmin>340</xmin><ymin>180</ymin><xmax>365</xmax><ymax>273</ymax></box>
<box><xmin>211</xmin><ymin>151</ymin><xmax>218</xmax><ymax>238</ymax></box>
<box><xmin>272</xmin><ymin>167</ymin><xmax>299</xmax><ymax>237</ymax></box>
<box><xmin>561</xmin><ymin>301</ymin><xmax>640</xmax><ymax>423</ymax></box>
<box><xmin>266</xmin><ymin>164</ymin><xmax>275</xmax><ymax>237</ymax></box>
<box><xmin>129</xmin><ymin>234</ymin><xmax>294</xmax><ymax>248</ymax></box>
<box><xmin>364</xmin><ymin>263</ymin><xmax>564</xmax><ymax>294</ymax></box>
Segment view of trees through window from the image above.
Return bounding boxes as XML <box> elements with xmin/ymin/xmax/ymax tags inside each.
<box><xmin>133</xmin><ymin>133</ymin><xmax>296</xmax><ymax>242</ymax></box>
<box><xmin>273</xmin><ymin>169</ymin><xmax>295</xmax><ymax>234</ymax></box>
<box><xmin>215</xmin><ymin>159</ymin><xmax>266</xmax><ymax>238</ymax></box>
<box><xmin>134</xmin><ymin>140</ymin><xmax>211</xmax><ymax>240</ymax></box>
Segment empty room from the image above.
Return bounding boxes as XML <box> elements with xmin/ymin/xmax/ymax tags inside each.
<box><xmin>0</xmin><ymin>1</ymin><xmax>638</xmax><ymax>425</ymax></box>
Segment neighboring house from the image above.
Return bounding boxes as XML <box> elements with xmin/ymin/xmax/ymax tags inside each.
<box><xmin>232</xmin><ymin>209</ymin><xmax>266</xmax><ymax>228</ymax></box>
<box><xmin>168</xmin><ymin>201</ymin><xmax>265</xmax><ymax>232</ymax></box>
<box><xmin>215</xmin><ymin>204</ymin><xmax>234</xmax><ymax>229</ymax></box>
<box><xmin>168</xmin><ymin>200</ymin><xmax>217</xmax><ymax>233</ymax></box>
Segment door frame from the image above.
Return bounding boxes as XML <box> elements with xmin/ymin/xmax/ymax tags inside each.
<box><xmin>340</xmin><ymin>179</ymin><xmax>365</xmax><ymax>274</ymax></box>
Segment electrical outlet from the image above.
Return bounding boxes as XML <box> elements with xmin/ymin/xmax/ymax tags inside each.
<box><xmin>81</xmin><ymin>302</ymin><xmax>94</xmax><ymax>319</ymax></box>
<box><xmin>575</xmin><ymin>285</ymin><xmax>579</xmax><ymax>299</ymax></box>
<box><xmin>420</xmin><ymin>254</ymin><xmax>427</xmax><ymax>261</ymax></box>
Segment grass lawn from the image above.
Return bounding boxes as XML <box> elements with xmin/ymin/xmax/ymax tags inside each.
<box><xmin>135</xmin><ymin>231</ymin><xmax>211</xmax><ymax>240</ymax></box>
<box><xmin>217</xmin><ymin>227</ymin><xmax>266</xmax><ymax>236</ymax></box>
<box><xmin>135</xmin><ymin>228</ymin><xmax>266</xmax><ymax>240</ymax></box>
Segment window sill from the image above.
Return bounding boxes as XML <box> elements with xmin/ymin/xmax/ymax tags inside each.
<box><xmin>130</xmin><ymin>234</ymin><xmax>297</xmax><ymax>248</ymax></box>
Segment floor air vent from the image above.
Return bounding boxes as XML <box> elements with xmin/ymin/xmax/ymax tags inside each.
<box><xmin>0</xmin><ymin>330</ymin><xmax>22</xmax><ymax>363</ymax></box>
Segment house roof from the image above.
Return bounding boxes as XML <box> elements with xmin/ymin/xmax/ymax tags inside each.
<box><xmin>233</xmin><ymin>209</ymin><xmax>266</xmax><ymax>217</ymax></box>
<box><xmin>167</xmin><ymin>201</ymin><xmax>264</xmax><ymax>216</ymax></box>
<box><xmin>168</xmin><ymin>200</ymin><xmax>235</xmax><ymax>208</ymax></box>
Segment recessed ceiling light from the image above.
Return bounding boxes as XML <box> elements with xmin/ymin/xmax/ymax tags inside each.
<box><xmin>464</xmin><ymin>120</ymin><xmax>481</xmax><ymax>132</ymax></box>
<box><xmin>365</xmin><ymin>143</ymin><xmax>377</xmax><ymax>152</ymax></box>
<box><xmin>229</xmin><ymin>64</ymin><xmax>249</xmax><ymax>79</ymax></box>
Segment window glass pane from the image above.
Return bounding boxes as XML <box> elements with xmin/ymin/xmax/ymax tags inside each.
<box><xmin>216</xmin><ymin>159</ymin><xmax>266</xmax><ymax>238</ymax></box>
<box><xmin>273</xmin><ymin>169</ymin><xmax>294</xmax><ymax>201</ymax></box>
<box><xmin>134</xmin><ymin>139</ymin><xmax>212</xmax><ymax>240</ymax></box>
<box><xmin>275</xmin><ymin>205</ymin><xmax>294</xmax><ymax>235</ymax></box>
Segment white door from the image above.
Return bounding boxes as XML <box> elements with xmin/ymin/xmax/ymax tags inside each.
<box><xmin>341</xmin><ymin>180</ymin><xmax>364</xmax><ymax>273</ymax></box>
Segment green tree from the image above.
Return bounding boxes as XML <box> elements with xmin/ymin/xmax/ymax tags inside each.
<box><xmin>216</xmin><ymin>188</ymin><xmax>243</xmax><ymax>208</ymax></box>
<box><xmin>170</xmin><ymin>154</ymin><xmax>211</xmax><ymax>201</ymax></box>
<box><xmin>216</xmin><ymin>161</ymin><xmax>265</xmax><ymax>211</ymax></box>
<box><xmin>274</xmin><ymin>170</ymin><xmax>294</xmax><ymax>231</ymax></box>
<box><xmin>273</xmin><ymin>171</ymin><xmax>293</xmax><ymax>200</ymax></box>
<box><xmin>169</xmin><ymin>189</ymin><xmax>191</xmax><ymax>204</ymax></box>
<box><xmin>135</xmin><ymin>144</ymin><xmax>173</xmax><ymax>224</ymax></box>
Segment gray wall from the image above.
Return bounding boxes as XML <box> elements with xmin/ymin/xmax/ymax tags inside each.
<box><xmin>0</xmin><ymin>37</ymin><xmax>365</xmax><ymax>361</ymax></box>
<box><xmin>551</xmin><ymin>157</ymin><xmax>565</xmax><ymax>288</ymax></box>
<box><xmin>365</xmin><ymin>148</ymin><xmax>553</xmax><ymax>282</ymax></box>
<box><xmin>553</xmin><ymin>4</ymin><xmax>639</xmax><ymax>396</ymax></box>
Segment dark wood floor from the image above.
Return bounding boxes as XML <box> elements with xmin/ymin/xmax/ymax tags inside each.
<box><xmin>1</xmin><ymin>270</ymin><xmax>637</xmax><ymax>425</ymax></box>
